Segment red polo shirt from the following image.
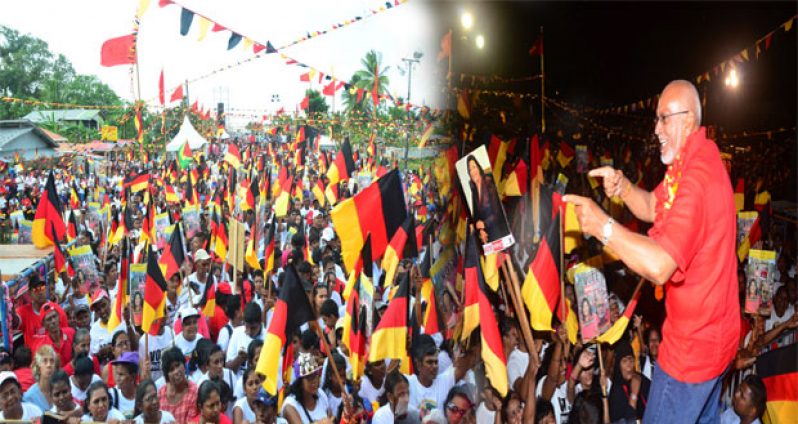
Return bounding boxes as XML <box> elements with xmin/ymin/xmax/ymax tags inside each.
<box><xmin>648</xmin><ymin>127</ymin><xmax>740</xmax><ymax>383</ymax></box>
<box><xmin>30</xmin><ymin>326</ymin><xmax>75</xmax><ymax>366</ymax></box>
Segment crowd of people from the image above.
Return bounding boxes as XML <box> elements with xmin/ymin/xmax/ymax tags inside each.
<box><xmin>0</xmin><ymin>80</ymin><xmax>793</xmax><ymax>424</ymax></box>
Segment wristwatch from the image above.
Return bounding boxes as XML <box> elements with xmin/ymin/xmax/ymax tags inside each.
<box><xmin>601</xmin><ymin>218</ymin><xmax>615</xmax><ymax>245</ymax></box>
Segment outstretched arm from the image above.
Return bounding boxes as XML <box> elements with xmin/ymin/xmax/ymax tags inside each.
<box><xmin>589</xmin><ymin>167</ymin><xmax>656</xmax><ymax>223</ymax></box>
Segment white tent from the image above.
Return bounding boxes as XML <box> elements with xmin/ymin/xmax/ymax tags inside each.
<box><xmin>218</xmin><ymin>129</ymin><xmax>231</xmax><ymax>140</ymax></box>
<box><xmin>165</xmin><ymin>116</ymin><xmax>208</xmax><ymax>152</ymax></box>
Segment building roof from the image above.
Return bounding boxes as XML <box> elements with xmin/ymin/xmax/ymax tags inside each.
<box><xmin>22</xmin><ymin>109</ymin><xmax>102</xmax><ymax>123</ymax></box>
<box><xmin>0</xmin><ymin>120</ymin><xmax>59</xmax><ymax>150</ymax></box>
<box><xmin>39</xmin><ymin>128</ymin><xmax>68</xmax><ymax>143</ymax></box>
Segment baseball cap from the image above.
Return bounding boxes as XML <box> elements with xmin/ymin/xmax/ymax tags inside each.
<box><xmin>253</xmin><ymin>388</ymin><xmax>277</xmax><ymax>407</ymax></box>
<box><xmin>178</xmin><ymin>307</ymin><xmax>200</xmax><ymax>321</ymax></box>
<box><xmin>194</xmin><ymin>249</ymin><xmax>211</xmax><ymax>262</ymax></box>
<box><xmin>217</xmin><ymin>281</ymin><xmax>232</xmax><ymax>295</ymax></box>
<box><xmin>0</xmin><ymin>371</ymin><xmax>18</xmax><ymax>388</ymax></box>
<box><xmin>112</xmin><ymin>351</ymin><xmax>140</xmax><ymax>372</ymax></box>
<box><xmin>39</xmin><ymin>302</ymin><xmax>60</xmax><ymax>319</ymax></box>
<box><xmin>90</xmin><ymin>289</ymin><xmax>109</xmax><ymax>307</ymax></box>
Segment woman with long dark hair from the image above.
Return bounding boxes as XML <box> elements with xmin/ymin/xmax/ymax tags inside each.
<box><xmin>133</xmin><ymin>378</ymin><xmax>176</xmax><ymax>423</ymax></box>
<box><xmin>281</xmin><ymin>352</ymin><xmax>331</xmax><ymax>423</ymax></box>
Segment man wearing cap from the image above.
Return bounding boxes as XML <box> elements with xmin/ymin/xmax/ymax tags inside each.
<box><xmin>175</xmin><ymin>307</ymin><xmax>204</xmax><ymax>358</ymax></box>
<box><xmin>0</xmin><ymin>371</ymin><xmax>42</xmax><ymax>420</ymax></box>
<box><xmin>181</xmin><ymin>249</ymin><xmax>214</xmax><ymax>308</ymax></box>
<box><xmin>29</xmin><ymin>302</ymin><xmax>75</xmax><ymax>366</ymax></box>
<box><xmin>14</xmin><ymin>274</ymin><xmax>68</xmax><ymax>346</ymax></box>
<box><xmin>89</xmin><ymin>288</ymin><xmax>127</xmax><ymax>358</ymax></box>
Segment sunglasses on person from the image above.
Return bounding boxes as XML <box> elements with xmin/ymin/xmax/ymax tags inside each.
<box><xmin>447</xmin><ymin>402</ymin><xmax>471</xmax><ymax>417</ymax></box>
<box><xmin>31</xmin><ymin>285</ymin><xmax>47</xmax><ymax>294</ymax></box>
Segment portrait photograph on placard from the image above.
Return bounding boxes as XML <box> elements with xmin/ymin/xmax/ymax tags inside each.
<box><xmin>456</xmin><ymin>145</ymin><xmax>515</xmax><ymax>254</ymax></box>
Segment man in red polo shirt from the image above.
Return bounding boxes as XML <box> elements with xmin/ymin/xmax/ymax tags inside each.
<box><xmin>564</xmin><ymin>80</ymin><xmax>740</xmax><ymax>423</ymax></box>
<box><xmin>29</xmin><ymin>302</ymin><xmax>75</xmax><ymax>366</ymax></box>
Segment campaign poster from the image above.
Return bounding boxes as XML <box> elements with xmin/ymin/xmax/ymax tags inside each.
<box><xmin>737</xmin><ymin>211</ymin><xmax>758</xmax><ymax>249</ymax></box>
<box><xmin>456</xmin><ymin>145</ymin><xmax>515</xmax><ymax>255</ymax></box>
<box><xmin>746</xmin><ymin>249</ymin><xmax>776</xmax><ymax>316</ymax></box>
<box><xmin>182</xmin><ymin>206</ymin><xmax>201</xmax><ymax>240</ymax></box>
<box><xmin>574</xmin><ymin>263</ymin><xmax>612</xmax><ymax>342</ymax></box>
<box><xmin>576</xmin><ymin>145</ymin><xmax>589</xmax><ymax>173</ymax></box>
<box><xmin>130</xmin><ymin>263</ymin><xmax>147</xmax><ymax>326</ymax></box>
<box><xmin>154</xmin><ymin>213</ymin><xmax>171</xmax><ymax>250</ymax></box>
<box><xmin>69</xmin><ymin>245</ymin><xmax>100</xmax><ymax>296</ymax></box>
<box><xmin>86</xmin><ymin>202</ymin><xmax>103</xmax><ymax>239</ymax></box>
<box><xmin>17</xmin><ymin>220</ymin><xmax>32</xmax><ymax>244</ymax></box>
<box><xmin>554</xmin><ymin>173</ymin><xmax>569</xmax><ymax>195</ymax></box>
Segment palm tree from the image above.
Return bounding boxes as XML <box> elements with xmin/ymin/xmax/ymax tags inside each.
<box><xmin>341</xmin><ymin>73</ymin><xmax>366</xmax><ymax>116</ymax></box>
<box><xmin>353</xmin><ymin>50</ymin><xmax>390</xmax><ymax>115</ymax></box>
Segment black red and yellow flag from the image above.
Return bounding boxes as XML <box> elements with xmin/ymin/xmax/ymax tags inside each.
<box><xmin>255</xmin><ymin>265</ymin><xmax>316</xmax><ymax>395</ymax></box>
<box><xmin>368</xmin><ymin>271</ymin><xmax>409</xmax><ymax>363</ymax></box>
<box><xmin>32</xmin><ymin>171</ymin><xmax>66</xmax><ymax>248</ymax></box>
<box><xmin>330</xmin><ymin>169</ymin><xmax>407</xmax><ymax>273</ymax></box>
<box><xmin>349</xmin><ymin>305</ymin><xmax>368</xmax><ymax>382</ymax></box>
<box><xmin>262</xmin><ymin>219</ymin><xmax>277</xmax><ymax>275</ymax></box>
<box><xmin>521</xmin><ymin>210</ymin><xmax>561</xmax><ymax>331</ymax></box>
<box><xmin>756</xmin><ymin>343</ymin><xmax>797</xmax><ymax>423</ymax></box>
<box><xmin>224</xmin><ymin>143</ymin><xmax>242</xmax><ymax>169</ymax></box>
<box><xmin>159</xmin><ymin>224</ymin><xmax>185</xmax><ymax>281</ymax></box>
<box><xmin>326</xmin><ymin>138</ymin><xmax>355</xmax><ymax>186</ymax></box>
<box><xmin>461</xmin><ymin>228</ymin><xmax>509</xmax><ymax>396</ymax></box>
<box><xmin>142</xmin><ymin>245</ymin><xmax>168</xmax><ymax>334</ymax></box>
<box><xmin>381</xmin><ymin>215</ymin><xmax>417</xmax><ymax>289</ymax></box>
<box><xmin>52</xmin><ymin>223</ymin><xmax>68</xmax><ymax>275</ymax></box>
<box><xmin>108</xmin><ymin>238</ymin><xmax>130</xmax><ymax>331</ymax></box>
<box><xmin>124</xmin><ymin>172</ymin><xmax>150</xmax><ymax>193</ymax></box>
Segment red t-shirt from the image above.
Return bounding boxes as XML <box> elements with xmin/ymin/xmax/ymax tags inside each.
<box><xmin>207</xmin><ymin>306</ymin><xmax>229</xmax><ymax>343</ymax></box>
<box><xmin>16</xmin><ymin>302</ymin><xmax>69</xmax><ymax>345</ymax></box>
<box><xmin>14</xmin><ymin>368</ymin><xmax>34</xmax><ymax>392</ymax></box>
<box><xmin>30</xmin><ymin>326</ymin><xmax>75</xmax><ymax>366</ymax></box>
<box><xmin>648</xmin><ymin>127</ymin><xmax>740</xmax><ymax>383</ymax></box>
<box><xmin>63</xmin><ymin>355</ymin><xmax>102</xmax><ymax>376</ymax></box>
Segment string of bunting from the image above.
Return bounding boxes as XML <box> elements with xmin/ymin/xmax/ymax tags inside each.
<box><xmin>588</xmin><ymin>14</ymin><xmax>797</xmax><ymax>115</ymax></box>
<box><xmin>451</xmin><ymin>87</ymin><xmax>539</xmax><ymax>99</ymax></box>
<box><xmin>0</xmin><ymin>97</ymin><xmax>127</xmax><ymax>110</ymax></box>
<box><xmin>719</xmin><ymin>126</ymin><xmax>796</xmax><ymax>141</ymax></box>
<box><xmin>456</xmin><ymin>72</ymin><xmax>541</xmax><ymax>85</ymax></box>
<box><xmin>545</xmin><ymin>97</ymin><xmax>651</xmax><ymax>143</ymax></box>
<box><xmin>141</xmin><ymin>0</ymin><xmax>409</xmax><ymax>105</ymax></box>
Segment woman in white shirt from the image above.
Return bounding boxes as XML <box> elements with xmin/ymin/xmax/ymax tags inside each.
<box><xmin>281</xmin><ymin>352</ymin><xmax>332</xmax><ymax>424</ymax></box>
<box><xmin>82</xmin><ymin>381</ymin><xmax>127</xmax><ymax>422</ymax></box>
<box><xmin>233</xmin><ymin>368</ymin><xmax>261</xmax><ymax>424</ymax></box>
<box><xmin>133</xmin><ymin>379</ymin><xmax>176</xmax><ymax>424</ymax></box>
<box><xmin>0</xmin><ymin>371</ymin><xmax>43</xmax><ymax>420</ymax></box>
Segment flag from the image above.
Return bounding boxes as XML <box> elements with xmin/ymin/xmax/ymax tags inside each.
<box><xmin>756</xmin><ymin>344</ymin><xmax>798</xmax><ymax>423</ymax></box>
<box><xmin>558</xmin><ymin>297</ymin><xmax>579</xmax><ymax>345</ymax></box>
<box><xmin>32</xmin><ymin>171</ymin><xmax>66</xmax><ymax>248</ymax></box>
<box><xmin>521</xmin><ymin>211</ymin><xmax>561</xmax><ymax>331</ymax></box>
<box><xmin>100</xmin><ymin>34</ymin><xmax>136</xmax><ymax>66</ymax></box>
<box><xmin>67</xmin><ymin>211</ymin><xmax>79</xmax><ymax>242</ymax></box>
<box><xmin>245</xmin><ymin>226</ymin><xmax>261</xmax><ymax>271</ymax></box>
<box><xmin>256</xmin><ymin>265</ymin><xmax>315</xmax><ymax>395</ymax></box>
<box><xmin>124</xmin><ymin>172</ymin><xmax>149</xmax><ymax>193</ymax></box>
<box><xmin>201</xmin><ymin>278</ymin><xmax>216</xmax><ymax>318</ymax></box>
<box><xmin>330</xmin><ymin>169</ymin><xmax>408</xmax><ymax>273</ymax></box>
<box><xmin>211</xmin><ymin>213</ymin><xmax>228</xmax><ymax>262</ymax></box>
<box><xmin>437</xmin><ymin>30</ymin><xmax>452</xmax><ymax>61</ymax></box>
<box><xmin>262</xmin><ymin>220</ymin><xmax>277</xmax><ymax>275</ymax></box>
<box><xmin>595</xmin><ymin>284</ymin><xmax>642</xmax><ymax>344</ymax></box>
<box><xmin>734</xmin><ymin>178</ymin><xmax>745</xmax><ymax>212</ymax></box>
<box><xmin>528</xmin><ymin>35</ymin><xmax>544</xmax><ymax>56</ymax></box>
<box><xmin>142</xmin><ymin>245</ymin><xmax>168</xmax><ymax>334</ymax></box>
<box><xmin>224</xmin><ymin>143</ymin><xmax>242</xmax><ymax>169</ymax></box>
<box><xmin>557</xmin><ymin>141</ymin><xmax>575</xmax><ymax>168</ymax></box>
<box><xmin>52</xmin><ymin>223</ymin><xmax>68</xmax><ymax>275</ymax></box>
<box><xmin>349</xmin><ymin>305</ymin><xmax>368</xmax><ymax>382</ymax></box>
<box><xmin>169</xmin><ymin>85</ymin><xmax>184</xmax><ymax>103</ymax></box>
<box><xmin>461</xmin><ymin>228</ymin><xmax>508</xmax><ymax>396</ymax></box>
<box><xmin>134</xmin><ymin>107</ymin><xmax>144</xmax><ymax>144</ymax></box>
<box><xmin>326</xmin><ymin>138</ymin><xmax>355</xmax><ymax>186</ymax></box>
<box><xmin>159</xmin><ymin>225</ymin><xmax>185</xmax><ymax>281</ymax></box>
<box><xmin>342</xmin><ymin>236</ymin><xmax>370</xmax><ymax>351</ymax></box>
<box><xmin>312</xmin><ymin>179</ymin><xmax>326</xmax><ymax>206</ymax></box>
<box><xmin>418</xmin><ymin>121</ymin><xmax>435</xmax><ymax>148</ymax></box>
<box><xmin>158</xmin><ymin>69</ymin><xmax>165</xmax><ymax>105</ymax></box>
<box><xmin>108</xmin><ymin>239</ymin><xmax>130</xmax><ymax>332</ymax></box>
<box><xmin>457</xmin><ymin>89</ymin><xmax>471</xmax><ymax>120</ymax></box>
<box><xmin>503</xmin><ymin>160</ymin><xmax>528</xmax><ymax>197</ymax></box>
<box><xmin>488</xmin><ymin>135</ymin><xmax>510</xmax><ymax>183</ymax></box>
<box><xmin>381</xmin><ymin>215</ymin><xmax>417</xmax><ymax>288</ymax></box>
<box><xmin>420</xmin><ymin>277</ymin><xmax>441</xmax><ymax>337</ymax></box>
<box><xmin>368</xmin><ymin>273</ymin><xmax>410</xmax><ymax>363</ymax></box>
<box><xmin>177</xmin><ymin>140</ymin><xmax>192</xmax><ymax>169</ymax></box>
<box><xmin>737</xmin><ymin>212</ymin><xmax>762</xmax><ymax>262</ymax></box>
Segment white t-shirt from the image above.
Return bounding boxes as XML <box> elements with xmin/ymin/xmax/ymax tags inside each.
<box><xmin>234</xmin><ymin>397</ymin><xmax>256</xmax><ymax>422</ymax></box>
<box><xmin>193</xmin><ymin>368</ymin><xmax>238</xmax><ymax>397</ymax></box>
<box><xmin>536</xmin><ymin>375</ymin><xmax>571</xmax><ymax>424</ymax></box>
<box><xmin>406</xmin><ymin>366</ymin><xmax>455</xmax><ymax>416</ymax></box>
<box><xmin>326</xmin><ymin>390</ymin><xmax>343</xmax><ymax>418</ymax></box>
<box><xmin>507</xmin><ymin>348</ymin><xmax>530</xmax><ymax>390</ymax></box>
<box><xmin>281</xmin><ymin>390</ymin><xmax>330</xmax><ymax>423</ymax></box>
<box><xmin>109</xmin><ymin>386</ymin><xmax>136</xmax><ymax>418</ymax></box>
<box><xmin>217</xmin><ymin>323</ymin><xmax>235</xmax><ymax>352</ymax></box>
<box><xmin>0</xmin><ymin>402</ymin><xmax>43</xmax><ymax>420</ymax></box>
<box><xmin>174</xmin><ymin>333</ymin><xmax>204</xmax><ymax>357</ymax></box>
<box><xmin>89</xmin><ymin>319</ymin><xmax>127</xmax><ymax>355</ymax></box>
<box><xmin>82</xmin><ymin>408</ymin><xmax>126</xmax><ymax>421</ymax></box>
<box><xmin>139</xmin><ymin>326</ymin><xmax>173</xmax><ymax>382</ymax></box>
<box><xmin>437</xmin><ymin>350</ymin><xmax>453</xmax><ymax>376</ymax></box>
<box><xmin>372</xmin><ymin>404</ymin><xmax>422</xmax><ymax>424</ymax></box>
<box><xmin>134</xmin><ymin>410</ymin><xmax>176</xmax><ymax>423</ymax></box>
<box><xmin>225</xmin><ymin>325</ymin><xmax>265</xmax><ymax>375</ymax></box>
<box><xmin>476</xmin><ymin>402</ymin><xmax>496</xmax><ymax>424</ymax></box>
<box><xmin>71</xmin><ymin>374</ymin><xmax>102</xmax><ymax>402</ymax></box>
<box><xmin>358</xmin><ymin>375</ymin><xmax>384</xmax><ymax>406</ymax></box>
<box><xmin>765</xmin><ymin>304</ymin><xmax>796</xmax><ymax>347</ymax></box>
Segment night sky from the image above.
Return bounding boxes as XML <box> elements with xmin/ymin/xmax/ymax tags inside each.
<box><xmin>431</xmin><ymin>1</ymin><xmax>797</xmax><ymax>134</ymax></box>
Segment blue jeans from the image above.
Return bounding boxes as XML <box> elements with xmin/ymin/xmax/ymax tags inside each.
<box><xmin>643</xmin><ymin>364</ymin><xmax>724</xmax><ymax>424</ymax></box>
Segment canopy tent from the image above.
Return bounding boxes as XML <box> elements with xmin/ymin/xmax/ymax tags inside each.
<box><xmin>165</xmin><ymin>116</ymin><xmax>208</xmax><ymax>152</ymax></box>
<box><xmin>218</xmin><ymin>129</ymin><xmax>231</xmax><ymax>140</ymax></box>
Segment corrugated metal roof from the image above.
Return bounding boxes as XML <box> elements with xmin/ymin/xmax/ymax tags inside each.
<box><xmin>0</xmin><ymin>127</ymin><xmax>33</xmax><ymax>149</ymax></box>
<box><xmin>22</xmin><ymin>109</ymin><xmax>101</xmax><ymax>123</ymax></box>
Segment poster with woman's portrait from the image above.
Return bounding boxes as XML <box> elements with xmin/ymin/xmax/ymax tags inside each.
<box><xmin>154</xmin><ymin>213</ymin><xmax>171</xmax><ymax>250</ymax></box>
<box><xmin>574</xmin><ymin>263</ymin><xmax>611</xmax><ymax>342</ymax></box>
<box><xmin>130</xmin><ymin>264</ymin><xmax>147</xmax><ymax>326</ymax></box>
<box><xmin>17</xmin><ymin>220</ymin><xmax>32</xmax><ymax>244</ymax></box>
<box><xmin>69</xmin><ymin>245</ymin><xmax>100</xmax><ymax>295</ymax></box>
<box><xmin>746</xmin><ymin>249</ymin><xmax>776</xmax><ymax>316</ymax></box>
<box><xmin>182</xmin><ymin>206</ymin><xmax>201</xmax><ymax>240</ymax></box>
<box><xmin>456</xmin><ymin>145</ymin><xmax>515</xmax><ymax>255</ymax></box>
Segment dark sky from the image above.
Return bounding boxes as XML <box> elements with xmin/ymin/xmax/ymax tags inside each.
<box><xmin>431</xmin><ymin>1</ymin><xmax>797</xmax><ymax>133</ymax></box>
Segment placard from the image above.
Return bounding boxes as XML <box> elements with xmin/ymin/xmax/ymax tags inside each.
<box><xmin>574</xmin><ymin>263</ymin><xmax>611</xmax><ymax>342</ymax></box>
<box><xmin>69</xmin><ymin>245</ymin><xmax>100</xmax><ymax>296</ymax></box>
<box><xmin>745</xmin><ymin>249</ymin><xmax>776</xmax><ymax>316</ymax></box>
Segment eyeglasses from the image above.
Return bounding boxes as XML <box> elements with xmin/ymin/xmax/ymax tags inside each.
<box><xmin>447</xmin><ymin>402</ymin><xmax>471</xmax><ymax>416</ymax></box>
<box><xmin>31</xmin><ymin>285</ymin><xmax>46</xmax><ymax>293</ymax></box>
<box><xmin>654</xmin><ymin>110</ymin><xmax>690</xmax><ymax>126</ymax></box>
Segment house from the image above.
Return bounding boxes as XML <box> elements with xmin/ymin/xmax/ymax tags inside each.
<box><xmin>22</xmin><ymin>109</ymin><xmax>104</xmax><ymax>130</ymax></box>
<box><xmin>0</xmin><ymin>120</ymin><xmax>60</xmax><ymax>160</ymax></box>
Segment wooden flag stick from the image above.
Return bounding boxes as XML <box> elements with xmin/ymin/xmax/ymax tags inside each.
<box><xmin>501</xmin><ymin>260</ymin><xmax>540</xmax><ymax>365</ymax></box>
<box><xmin>597</xmin><ymin>343</ymin><xmax>606</xmax><ymax>398</ymax></box>
<box><xmin>558</xmin><ymin>205</ymin><xmax>567</xmax><ymax>336</ymax></box>
<box><xmin>311</xmin><ymin>320</ymin><xmax>346</xmax><ymax>393</ymax></box>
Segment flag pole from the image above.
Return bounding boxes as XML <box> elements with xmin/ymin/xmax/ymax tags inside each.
<box><xmin>311</xmin><ymin>320</ymin><xmax>347</xmax><ymax>394</ymax></box>
<box><xmin>597</xmin><ymin>343</ymin><xmax>606</xmax><ymax>398</ymax></box>
<box><xmin>539</xmin><ymin>26</ymin><xmax>546</xmax><ymax>134</ymax></box>
<box><xmin>559</xmin><ymin>204</ymin><xmax>567</xmax><ymax>338</ymax></box>
<box><xmin>500</xmin><ymin>260</ymin><xmax>539</xmax><ymax>365</ymax></box>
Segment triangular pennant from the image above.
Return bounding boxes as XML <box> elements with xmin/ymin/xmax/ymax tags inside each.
<box><xmin>179</xmin><ymin>8</ymin><xmax>194</xmax><ymax>36</ymax></box>
<box><xmin>227</xmin><ymin>33</ymin><xmax>242</xmax><ymax>50</ymax></box>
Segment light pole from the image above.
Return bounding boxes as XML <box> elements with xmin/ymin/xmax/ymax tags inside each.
<box><xmin>402</xmin><ymin>51</ymin><xmax>423</xmax><ymax>171</ymax></box>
